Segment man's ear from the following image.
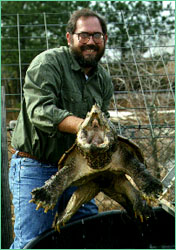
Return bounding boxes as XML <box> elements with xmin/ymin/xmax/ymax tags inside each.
<box><xmin>66</xmin><ymin>32</ymin><xmax>72</xmax><ymax>46</ymax></box>
<box><xmin>104</xmin><ymin>34</ymin><xmax>108</xmax><ymax>44</ymax></box>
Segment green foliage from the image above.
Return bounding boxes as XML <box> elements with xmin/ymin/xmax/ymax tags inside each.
<box><xmin>2</xmin><ymin>1</ymin><xmax>91</xmax><ymax>73</ymax></box>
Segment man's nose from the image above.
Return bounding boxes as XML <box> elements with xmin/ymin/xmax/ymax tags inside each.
<box><xmin>87</xmin><ymin>35</ymin><xmax>96</xmax><ymax>44</ymax></box>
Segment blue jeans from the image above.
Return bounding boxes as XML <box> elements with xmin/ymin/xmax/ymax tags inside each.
<box><xmin>9</xmin><ymin>152</ymin><xmax>98</xmax><ymax>249</ymax></box>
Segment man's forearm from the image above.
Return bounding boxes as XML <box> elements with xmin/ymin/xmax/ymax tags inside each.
<box><xmin>58</xmin><ymin>116</ymin><xmax>84</xmax><ymax>134</ymax></box>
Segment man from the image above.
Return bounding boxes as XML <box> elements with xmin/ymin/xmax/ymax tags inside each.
<box><xmin>9</xmin><ymin>8</ymin><xmax>113</xmax><ymax>249</ymax></box>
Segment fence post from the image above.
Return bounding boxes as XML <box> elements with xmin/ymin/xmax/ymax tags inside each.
<box><xmin>1</xmin><ymin>86</ymin><xmax>13</xmax><ymax>248</ymax></box>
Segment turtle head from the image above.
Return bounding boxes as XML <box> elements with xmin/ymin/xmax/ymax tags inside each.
<box><xmin>76</xmin><ymin>104</ymin><xmax>116</xmax><ymax>153</ymax></box>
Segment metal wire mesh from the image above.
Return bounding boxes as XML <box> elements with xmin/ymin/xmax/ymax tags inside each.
<box><xmin>2</xmin><ymin>5</ymin><xmax>175</xmax><ymax>212</ymax></box>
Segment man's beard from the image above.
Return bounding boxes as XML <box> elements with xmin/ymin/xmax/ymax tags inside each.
<box><xmin>70</xmin><ymin>43</ymin><xmax>105</xmax><ymax>68</ymax></box>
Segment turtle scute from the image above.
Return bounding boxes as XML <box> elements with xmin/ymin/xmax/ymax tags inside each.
<box><xmin>30</xmin><ymin>104</ymin><xmax>163</xmax><ymax>231</ymax></box>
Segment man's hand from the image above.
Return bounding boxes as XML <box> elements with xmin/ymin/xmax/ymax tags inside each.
<box><xmin>58</xmin><ymin>116</ymin><xmax>84</xmax><ymax>134</ymax></box>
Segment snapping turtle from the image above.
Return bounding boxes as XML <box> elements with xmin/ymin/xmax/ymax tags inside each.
<box><xmin>30</xmin><ymin>104</ymin><xmax>162</xmax><ymax>231</ymax></box>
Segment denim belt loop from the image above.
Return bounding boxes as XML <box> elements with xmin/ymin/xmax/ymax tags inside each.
<box><xmin>14</xmin><ymin>150</ymin><xmax>19</xmax><ymax>157</ymax></box>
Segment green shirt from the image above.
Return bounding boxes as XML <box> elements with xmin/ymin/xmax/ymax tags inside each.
<box><xmin>11</xmin><ymin>46</ymin><xmax>113</xmax><ymax>165</ymax></box>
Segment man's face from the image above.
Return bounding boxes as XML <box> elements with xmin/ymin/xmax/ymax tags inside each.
<box><xmin>67</xmin><ymin>16</ymin><xmax>107</xmax><ymax>68</ymax></box>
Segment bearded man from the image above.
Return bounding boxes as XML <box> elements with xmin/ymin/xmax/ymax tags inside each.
<box><xmin>9</xmin><ymin>8</ymin><xmax>113</xmax><ymax>249</ymax></box>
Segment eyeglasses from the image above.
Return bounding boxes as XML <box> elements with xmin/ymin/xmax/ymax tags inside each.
<box><xmin>73</xmin><ymin>32</ymin><xmax>104</xmax><ymax>44</ymax></box>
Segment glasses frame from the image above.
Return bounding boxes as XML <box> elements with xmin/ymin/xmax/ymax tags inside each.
<box><xmin>73</xmin><ymin>32</ymin><xmax>104</xmax><ymax>44</ymax></box>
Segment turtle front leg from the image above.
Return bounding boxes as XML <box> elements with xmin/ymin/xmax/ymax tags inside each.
<box><xmin>111</xmin><ymin>149</ymin><xmax>163</xmax><ymax>199</ymax></box>
<box><xmin>29</xmin><ymin>165</ymin><xmax>73</xmax><ymax>212</ymax></box>
<box><xmin>30</xmin><ymin>163</ymin><xmax>90</xmax><ymax>212</ymax></box>
<box><xmin>130</xmin><ymin>159</ymin><xmax>163</xmax><ymax>197</ymax></box>
<box><xmin>55</xmin><ymin>181</ymin><xmax>99</xmax><ymax>232</ymax></box>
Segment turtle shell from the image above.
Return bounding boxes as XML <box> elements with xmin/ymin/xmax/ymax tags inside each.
<box><xmin>117</xmin><ymin>135</ymin><xmax>145</xmax><ymax>164</ymax></box>
<box><xmin>58</xmin><ymin>143</ymin><xmax>77</xmax><ymax>170</ymax></box>
<box><xmin>58</xmin><ymin>135</ymin><xmax>145</xmax><ymax>170</ymax></box>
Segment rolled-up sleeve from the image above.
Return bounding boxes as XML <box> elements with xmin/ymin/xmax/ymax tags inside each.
<box><xmin>24</xmin><ymin>61</ymin><xmax>73</xmax><ymax>137</ymax></box>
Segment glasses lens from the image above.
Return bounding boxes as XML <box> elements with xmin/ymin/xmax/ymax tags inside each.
<box><xmin>93</xmin><ymin>33</ymin><xmax>103</xmax><ymax>43</ymax></box>
<box><xmin>79</xmin><ymin>33</ymin><xmax>89</xmax><ymax>43</ymax></box>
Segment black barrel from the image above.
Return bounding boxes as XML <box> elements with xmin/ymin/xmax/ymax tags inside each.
<box><xmin>24</xmin><ymin>207</ymin><xmax>175</xmax><ymax>249</ymax></box>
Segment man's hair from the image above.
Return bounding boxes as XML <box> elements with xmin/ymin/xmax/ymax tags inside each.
<box><xmin>66</xmin><ymin>8</ymin><xmax>107</xmax><ymax>35</ymax></box>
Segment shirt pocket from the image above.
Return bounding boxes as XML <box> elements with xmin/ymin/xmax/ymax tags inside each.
<box><xmin>61</xmin><ymin>89</ymin><xmax>83</xmax><ymax>116</ymax></box>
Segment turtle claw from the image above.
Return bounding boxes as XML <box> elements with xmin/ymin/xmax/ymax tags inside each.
<box><xmin>54</xmin><ymin>220</ymin><xmax>64</xmax><ymax>233</ymax></box>
<box><xmin>30</xmin><ymin>186</ymin><xmax>58</xmax><ymax>212</ymax></box>
<box><xmin>53</xmin><ymin>212</ymin><xmax>67</xmax><ymax>233</ymax></box>
<box><xmin>36</xmin><ymin>202</ymin><xmax>43</xmax><ymax>210</ymax></box>
<box><xmin>29</xmin><ymin>198</ymin><xmax>35</xmax><ymax>203</ymax></box>
<box><xmin>140</xmin><ymin>215</ymin><xmax>144</xmax><ymax>223</ymax></box>
<box><xmin>134</xmin><ymin>211</ymin><xmax>144</xmax><ymax>223</ymax></box>
<box><xmin>44</xmin><ymin>206</ymin><xmax>49</xmax><ymax>213</ymax></box>
<box><xmin>55</xmin><ymin>223</ymin><xmax>60</xmax><ymax>233</ymax></box>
